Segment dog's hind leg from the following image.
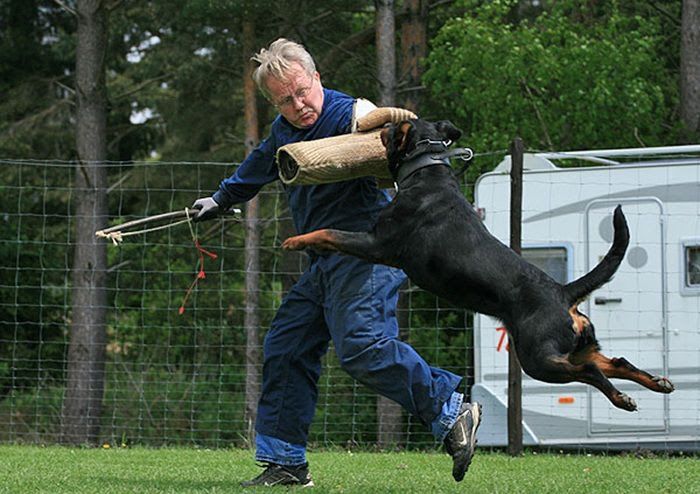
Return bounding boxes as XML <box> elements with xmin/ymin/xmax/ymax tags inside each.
<box><xmin>542</xmin><ymin>357</ymin><xmax>638</xmax><ymax>411</ymax></box>
<box><xmin>282</xmin><ymin>229</ymin><xmax>397</xmax><ymax>267</ymax></box>
<box><xmin>589</xmin><ymin>353</ymin><xmax>675</xmax><ymax>394</ymax></box>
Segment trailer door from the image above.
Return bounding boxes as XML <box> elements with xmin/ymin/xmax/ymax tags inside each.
<box><xmin>585</xmin><ymin>199</ymin><xmax>669</xmax><ymax>434</ymax></box>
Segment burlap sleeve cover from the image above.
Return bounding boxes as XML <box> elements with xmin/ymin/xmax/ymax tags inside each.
<box><xmin>277</xmin><ymin>107</ymin><xmax>416</xmax><ymax>185</ymax></box>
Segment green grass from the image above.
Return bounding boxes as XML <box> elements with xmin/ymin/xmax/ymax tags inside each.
<box><xmin>0</xmin><ymin>445</ymin><xmax>698</xmax><ymax>493</ymax></box>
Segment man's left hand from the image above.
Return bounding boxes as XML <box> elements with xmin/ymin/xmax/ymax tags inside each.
<box><xmin>191</xmin><ymin>196</ymin><xmax>220</xmax><ymax>222</ymax></box>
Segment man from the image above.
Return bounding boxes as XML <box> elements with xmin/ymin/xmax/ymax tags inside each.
<box><xmin>192</xmin><ymin>38</ymin><xmax>481</xmax><ymax>487</ymax></box>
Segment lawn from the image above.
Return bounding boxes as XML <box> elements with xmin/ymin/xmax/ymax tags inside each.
<box><xmin>0</xmin><ymin>445</ymin><xmax>697</xmax><ymax>493</ymax></box>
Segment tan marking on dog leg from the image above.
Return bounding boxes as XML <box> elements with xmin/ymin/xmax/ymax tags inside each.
<box><xmin>282</xmin><ymin>229</ymin><xmax>337</xmax><ymax>251</ymax></box>
<box><xmin>545</xmin><ymin>355</ymin><xmax>636</xmax><ymax>410</ymax></box>
<box><xmin>568</xmin><ymin>305</ymin><xmax>590</xmax><ymax>334</ymax></box>
<box><xmin>590</xmin><ymin>352</ymin><xmax>675</xmax><ymax>394</ymax></box>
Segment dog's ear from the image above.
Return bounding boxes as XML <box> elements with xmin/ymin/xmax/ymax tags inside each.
<box><xmin>382</xmin><ymin>121</ymin><xmax>412</xmax><ymax>152</ymax></box>
<box><xmin>396</xmin><ymin>121</ymin><xmax>413</xmax><ymax>151</ymax></box>
<box><xmin>380</xmin><ymin>125</ymin><xmax>391</xmax><ymax>148</ymax></box>
<box><xmin>435</xmin><ymin>120</ymin><xmax>462</xmax><ymax>142</ymax></box>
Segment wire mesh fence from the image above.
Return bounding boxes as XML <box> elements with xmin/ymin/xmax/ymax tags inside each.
<box><xmin>0</xmin><ymin>159</ymin><xmax>475</xmax><ymax>448</ymax></box>
<box><xmin>2</xmin><ymin>152</ymin><xmax>698</xmax><ymax>452</ymax></box>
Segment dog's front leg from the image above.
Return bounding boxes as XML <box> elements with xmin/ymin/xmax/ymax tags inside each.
<box><xmin>282</xmin><ymin>229</ymin><xmax>396</xmax><ymax>266</ymax></box>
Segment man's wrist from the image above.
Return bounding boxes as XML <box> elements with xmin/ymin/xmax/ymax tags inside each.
<box><xmin>211</xmin><ymin>192</ymin><xmax>227</xmax><ymax>210</ymax></box>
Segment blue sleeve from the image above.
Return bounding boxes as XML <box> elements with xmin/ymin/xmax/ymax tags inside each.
<box><xmin>212</xmin><ymin>134</ymin><xmax>278</xmax><ymax>208</ymax></box>
<box><xmin>332</xmin><ymin>95</ymin><xmax>354</xmax><ymax>135</ymax></box>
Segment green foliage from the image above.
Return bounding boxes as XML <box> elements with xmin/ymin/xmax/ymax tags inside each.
<box><xmin>0</xmin><ymin>1</ymin><xmax>76</xmax><ymax>157</ymax></box>
<box><xmin>102</xmin><ymin>1</ymin><xmax>381</xmax><ymax>161</ymax></box>
<box><xmin>424</xmin><ymin>0</ymin><xmax>678</xmax><ymax>164</ymax></box>
<box><xmin>0</xmin><ymin>163</ymin><xmax>73</xmax><ymax>397</ymax></box>
<box><xmin>0</xmin><ymin>387</ymin><xmax>65</xmax><ymax>442</ymax></box>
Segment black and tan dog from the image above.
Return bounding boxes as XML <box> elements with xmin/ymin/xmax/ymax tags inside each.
<box><xmin>282</xmin><ymin>119</ymin><xmax>674</xmax><ymax>411</ymax></box>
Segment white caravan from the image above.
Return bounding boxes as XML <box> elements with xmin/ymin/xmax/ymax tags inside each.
<box><xmin>472</xmin><ymin>145</ymin><xmax>700</xmax><ymax>451</ymax></box>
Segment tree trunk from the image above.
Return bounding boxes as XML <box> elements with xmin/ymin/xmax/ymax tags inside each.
<box><xmin>375</xmin><ymin>0</ymin><xmax>403</xmax><ymax>448</ymax></box>
<box><xmin>61</xmin><ymin>0</ymin><xmax>109</xmax><ymax>445</ymax></box>
<box><xmin>681</xmin><ymin>0</ymin><xmax>700</xmax><ymax>136</ymax></box>
<box><xmin>399</xmin><ymin>0</ymin><xmax>428</xmax><ymax>112</ymax></box>
<box><xmin>375</xmin><ymin>0</ymin><xmax>396</xmax><ymax>106</ymax></box>
<box><xmin>242</xmin><ymin>19</ymin><xmax>262</xmax><ymax>448</ymax></box>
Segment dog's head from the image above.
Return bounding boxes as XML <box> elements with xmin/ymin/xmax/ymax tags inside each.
<box><xmin>380</xmin><ymin>119</ymin><xmax>462</xmax><ymax>176</ymax></box>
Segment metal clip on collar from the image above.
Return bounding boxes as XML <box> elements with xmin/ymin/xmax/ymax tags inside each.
<box><xmin>432</xmin><ymin>147</ymin><xmax>474</xmax><ymax>162</ymax></box>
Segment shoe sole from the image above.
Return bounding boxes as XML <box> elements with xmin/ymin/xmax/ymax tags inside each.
<box><xmin>241</xmin><ymin>479</ymin><xmax>314</xmax><ymax>488</ymax></box>
<box><xmin>240</xmin><ymin>469</ymin><xmax>314</xmax><ymax>488</ymax></box>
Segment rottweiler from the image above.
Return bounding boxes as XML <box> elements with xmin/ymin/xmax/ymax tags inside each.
<box><xmin>282</xmin><ymin>118</ymin><xmax>674</xmax><ymax>411</ymax></box>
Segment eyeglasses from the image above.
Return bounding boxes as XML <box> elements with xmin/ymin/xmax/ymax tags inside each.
<box><xmin>272</xmin><ymin>76</ymin><xmax>315</xmax><ymax>109</ymax></box>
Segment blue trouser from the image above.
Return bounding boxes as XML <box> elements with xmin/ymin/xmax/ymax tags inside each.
<box><xmin>254</xmin><ymin>253</ymin><xmax>463</xmax><ymax>465</ymax></box>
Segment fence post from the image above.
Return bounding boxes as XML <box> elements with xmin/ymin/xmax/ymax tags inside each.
<box><xmin>508</xmin><ymin>137</ymin><xmax>524</xmax><ymax>456</ymax></box>
<box><xmin>242</xmin><ymin>19</ymin><xmax>261</xmax><ymax>448</ymax></box>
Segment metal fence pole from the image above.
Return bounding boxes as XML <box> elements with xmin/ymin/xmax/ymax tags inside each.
<box><xmin>508</xmin><ymin>137</ymin><xmax>524</xmax><ymax>455</ymax></box>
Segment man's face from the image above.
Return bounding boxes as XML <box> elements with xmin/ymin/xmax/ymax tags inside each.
<box><xmin>265</xmin><ymin>62</ymin><xmax>324</xmax><ymax>129</ymax></box>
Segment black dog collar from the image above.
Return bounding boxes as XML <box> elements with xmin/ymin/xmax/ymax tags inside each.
<box><xmin>395</xmin><ymin>154</ymin><xmax>450</xmax><ymax>188</ymax></box>
<box><xmin>394</xmin><ymin>140</ymin><xmax>474</xmax><ymax>189</ymax></box>
<box><xmin>403</xmin><ymin>139</ymin><xmax>450</xmax><ymax>161</ymax></box>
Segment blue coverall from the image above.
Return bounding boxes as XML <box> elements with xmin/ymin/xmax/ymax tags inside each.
<box><xmin>213</xmin><ymin>88</ymin><xmax>464</xmax><ymax>466</ymax></box>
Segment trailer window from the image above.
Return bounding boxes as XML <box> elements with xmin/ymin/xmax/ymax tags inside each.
<box><xmin>522</xmin><ymin>247</ymin><xmax>568</xmax><ymax>284</ymax></box>
<box><xmin>686</xmin><ymin>245</ymin><xmax>700</xmax><ymax>288</ymax></box>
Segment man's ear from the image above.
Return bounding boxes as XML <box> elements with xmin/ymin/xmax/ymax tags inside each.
<box><xmin>435</xmin><ymin>120</ymin><xmax>462</xmax><ymax>142</ymax></box>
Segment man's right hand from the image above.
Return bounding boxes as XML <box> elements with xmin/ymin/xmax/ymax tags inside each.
<box><xmin>191</xmin><ymin>196</ymin><xmax>220</xmax><ymax>222</ymax></box>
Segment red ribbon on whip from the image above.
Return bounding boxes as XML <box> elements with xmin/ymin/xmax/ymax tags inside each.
<box><xmin>179</xmin><ymin>239</ymin><xmax>218</xmax><ymax>315</ymax></box>
<box><xmin>178</xmin><ymin>209</ymin><xmax>220</xmax><ymax>315</ymax></box>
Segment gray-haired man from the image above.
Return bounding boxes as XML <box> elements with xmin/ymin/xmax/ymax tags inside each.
<box><xmin>193</xmin><ymin>38</ymin><xmax>481</xmax><ymax>487</ymax></box>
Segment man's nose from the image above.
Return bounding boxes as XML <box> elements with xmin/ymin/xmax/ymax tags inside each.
<box><xmin>292</xmin><ymin>95</ymin><xmax>305</xmax><ymax>110</ymax></box>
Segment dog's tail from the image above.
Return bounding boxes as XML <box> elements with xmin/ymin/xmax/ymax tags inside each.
<box><xmin>563</xmin><ymin>205</ymin><xmax>630</xmax><ymax>304</ymax></box>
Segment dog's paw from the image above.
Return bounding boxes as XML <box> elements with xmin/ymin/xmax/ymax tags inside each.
<box><xmin>652</xmin><ymin>376</ymin><xmax>675</xmax><ymax>393</ymax></box>
<box><xmin>617</xmin><ymin>393</ymin><xmax>637</xmax><ymax>412</ymax></box>
<box><xmin>281</xmin><ymin>236</ymin><xmax>307</xmax><ymax>251</ymax></box>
